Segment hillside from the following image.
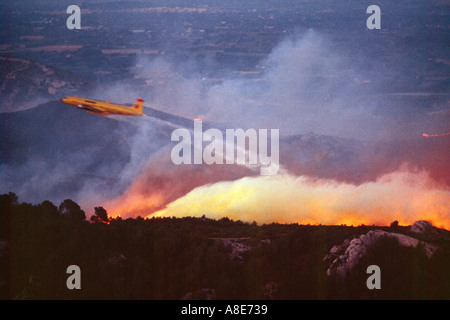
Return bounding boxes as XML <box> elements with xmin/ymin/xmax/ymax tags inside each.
<box><xmin>0</xmin><ymin>194</ymin><xmax>449</xmax><ymax>300</ymax></box>
<box><xmin>0</xmin><ymin>56</ymin><xmax>95</xmax><ymax>113</ymax></box>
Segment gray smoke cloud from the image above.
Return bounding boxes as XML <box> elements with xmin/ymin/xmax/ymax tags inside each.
<box><xmin>92</xmin><ymin>31</ymin><xmax>449</xmax><ymax>221</ymax></box>
<box><xmin>1</xmin><ymin>30</ymin><xmax>448</xmax><ymax>220</ymax></box>
<box><xmin>125</xmin><ymin>30</ymin><xmax>448</xmax><ymax>141</ymax></box>
<box><xmin>74</xmin><ymin>30</ymin><xmax>450</xmax><ymax>214</ymax></box>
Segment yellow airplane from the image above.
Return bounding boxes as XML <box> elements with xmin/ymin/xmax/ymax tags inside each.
<box><xmin>60</xmin><ymin>96</ymin><xmax>144</xmax><ymax>116</ymax></box>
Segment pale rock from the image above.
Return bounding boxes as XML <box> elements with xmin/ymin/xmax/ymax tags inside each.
<box><xmin>325</xmin><ymin>229</ymin><xmax>439</xmax><ymax>277</ymax></box>
<box><xmin>410</xmin><ymin>220</ymin><xmax>450</xmax><ymax>241</ymax></box>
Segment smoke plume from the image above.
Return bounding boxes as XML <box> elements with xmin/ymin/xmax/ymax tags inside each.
<box><xmin>151</xmin><ymin>169</ymin><xmax>450</xmax><ymax>229</ymax></box>
<box><xmin>100</xmin><ymin>31</ymin><xmax>448</xmax><ymax>227</ymax></box>
<box><xmin>2</xmin><ymin>30</ymin><xmax>448</xmax><ymax>228</ymax></box>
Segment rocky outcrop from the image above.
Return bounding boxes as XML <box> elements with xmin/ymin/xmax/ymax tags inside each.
<box><xmin>210</xmin><ymin>237</ymin><xmax>251</xmax><ymax>262</ymax></box>
<box><xmin>410</xmin><ymin>220</ymin><xmax>450</xmax><ymax>241</ymax></box>
<box><xmin>324</xmin><ymin>227</ymin><xmax>440</xmax><ymax>277</ymax></box>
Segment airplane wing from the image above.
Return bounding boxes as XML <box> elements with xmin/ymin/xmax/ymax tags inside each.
<box><xmin>77</xmin><ymin>104</ymin><xmax>108</xmax><ymax>114</ymax></box>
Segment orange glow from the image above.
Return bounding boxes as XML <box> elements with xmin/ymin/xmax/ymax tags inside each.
<box><xmin>423</xmin><ymin>131</ymin><xmax>450</xmax><ymax>138</ymax></box>
<box><xmin>105</xmin><ymin>191</ymin><xmax>166</xmax><ymax>220</ymax></box>
<box><xmin>147</xmin><ymin>170</ymin><xmax>449</xmax><ymax>229</ymax></box>
<box><xmin>104</xmin><ymin>168</ymin><xmax>449</xmax><ymax>230</ymax></box>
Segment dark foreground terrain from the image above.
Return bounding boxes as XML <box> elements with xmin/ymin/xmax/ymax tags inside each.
<box><xmin>0</xmin><ymin>193</ymin><xmax>449</xmax><ymax>300</ymax></box>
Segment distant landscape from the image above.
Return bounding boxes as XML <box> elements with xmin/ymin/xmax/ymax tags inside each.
<box><xmin>0</xmin><ymin>0</ymin><xmax>449</xmax><ymax>301</ymax></box>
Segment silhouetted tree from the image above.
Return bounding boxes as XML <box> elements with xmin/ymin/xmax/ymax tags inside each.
<box><xmin>0</xmin><ymin>193</ymin><xmax>14</xmax><ymax>238</ymax></box>
<box><xmin>58</xmin><ymin>199</ymin><xmax>86</xmax><ymax>221</ymax></box>
<box><xmin>0</xmin><ymin>193</ymin><xmax>13</xmax><ymax>212</ymax></box>
<box><xmin>90</xmin><ymin>206</ymin><xmax>108</xmax><ymax>223</ymax></box>
<box><xmin>38</xmin><ymin>200</ymin><xmax>59</xmax><ymax>218</ymax></box>
<box><xmin>390</xmin><ymin>220</ymin><xmax>399</xmax><ymax>228</ymax></box>
<box><xmin>8</xmin><ymin>192</ymin><xmax>18</xmax><ymax>204</ymax></box>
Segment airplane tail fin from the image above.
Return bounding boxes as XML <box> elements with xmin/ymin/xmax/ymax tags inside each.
<box><xmin>132</xmin><ymin>98</ymin><xmax>144</xmax><ymax>115</ymax></box>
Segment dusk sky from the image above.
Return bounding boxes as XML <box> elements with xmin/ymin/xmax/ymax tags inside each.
<box><xmin>0</xmin><ymin>0</ymin><xmax>448</xmax><ymax>228</ymax></box>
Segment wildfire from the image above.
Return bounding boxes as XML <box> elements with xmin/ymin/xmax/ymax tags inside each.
<box><xmin>104</xmin><ymin>191</ymin><xmax>167</xmax><ymax>220</ymax></box>
<box><xmin>147</xmin><ymin>170</ymin><xmax>450</xmax><ymax>230</ymax></box>
<box><xmin>422</xmin><ymin>131</ymin><xmax>450</xmax><ymax>138</ymax></box>
<box><xmin>97</xmin><ymin>164</ymin><xmax>450</xmax><ymax>230</ymax></box>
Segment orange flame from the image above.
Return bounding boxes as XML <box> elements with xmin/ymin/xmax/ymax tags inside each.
<box><xmin>106</xmin><ymin>169</ymin><xmax>449</xmax><ymax>230</ymax></box>
<box><xmin>422</xmin><ymin>131</ymin><xmax>450</xmax><ymax>138</ymax></box>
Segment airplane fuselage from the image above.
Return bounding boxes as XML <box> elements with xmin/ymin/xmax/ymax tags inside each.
<box><xmin>60</xmin><ymin>96</ymin><xmax>144</xmax><ymax>116</ymax></box>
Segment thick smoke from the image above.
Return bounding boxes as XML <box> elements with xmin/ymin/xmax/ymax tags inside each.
<box><xmin>127</xmin><ymin>30</ymin><xmax>449</xmax><ymax>140</ymax></box>
<box><xmin>101</xmin><ymin>31</ymin><xmax>449</xmax><ymax>226</ymax></box>
<box><xmin>2</xmin><ymin>30</ymin><xmax>447</xmax><ymax>226</ymax></box>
